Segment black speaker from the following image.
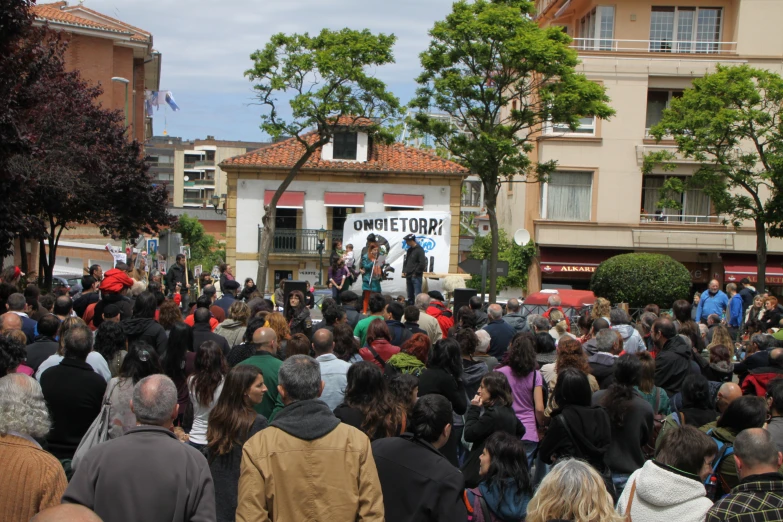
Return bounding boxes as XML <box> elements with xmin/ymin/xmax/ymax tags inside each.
<box><xmin>283</xmin><ymin>280</ymin><xmax>308</xmax><ymax>316</ymax></box>
<box><xmin>452</xmin><ymin>288</ymin><xmax>478</xmax><ymax>314</ymax></box>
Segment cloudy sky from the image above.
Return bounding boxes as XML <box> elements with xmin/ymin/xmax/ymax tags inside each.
<box><xmin>81</xmin><ymin>0</ymin><xmax>456</xmax><ymax>142</ymax></box>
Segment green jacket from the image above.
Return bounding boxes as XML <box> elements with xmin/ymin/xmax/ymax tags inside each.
<box><xmin>239</xmin><ymin>352</ymin><xmax>284</xmax><ymax>421</ymax></box>
<box><xmin>354</xmin><ymin>315</ymin><xmax>383</xmax><ymax>347</ymax></box>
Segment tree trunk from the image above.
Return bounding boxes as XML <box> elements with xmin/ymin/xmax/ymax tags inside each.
<box><xmin>38</xmin><ymin>238</ymin><xmax>45</xmax><ymax>288</ymax></box>
<box><xmin>256</xmin><ymin>141</ymin><xmax>326</xmax><ymax>293</ymax></box>
<box><xmin>485</xmin><ymin>188</ymin><xmax>500</xmax><ymax>303</ymax></box>
<box><xmin>755</xmin><ymin>218</ymin><xmax>768</xmax><ymax>295</ymax></box>
<box><xmin>19</xmin><ymin>234</ymin><xmax>28</xmax><ymax>274</ymax></box>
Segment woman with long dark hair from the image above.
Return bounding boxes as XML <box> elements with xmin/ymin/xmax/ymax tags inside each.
<box><xmin>239</xmin><ymin>278</ymin><xmax>256</xmax><ymax>302</ymax></box>
<box><xmin>94</xmin><ymin>320</ymin><xmax>127</xmax><ymax>377</ymax></box>
<box><xmin>418</xmin><ymin>338</ymin><xmax>467</xmax><ymax>466</ymax></box>
<box><xmin>388</xmin><ymin>373</ymin><xmax>419</xmax><ymax>420</ymax></box>
<box><xmin>333</xmin><ymin>361</ymin><xmax>405</xmax><ymax>440</ymax></box>
<box><xmin>534</xmin><ymin>332</ymin><xmax>556</xmax><ymax>367</ymax></box>
<box><xmin>105</xmin><ymin>341</ymin><xmax>163</xmax><ymax>439</ymax></box>
<box><xmin>496</xmin><ymin>334</ymin><xmax>547</xmax><ymax>465</ymax></box>
<box><xmin>464</xmin><ymin>432</ymin><xmax>533</xmax><ymax>521</ymax></box>
<box><xmin>462</xmin><ymin>372</ymin><xmax>525</xmax><ymax>488</ymax></box>
<box><xmin>163</xmin><ymin>322</ymin><xmax>195</xmax><ymax>426</ymax></box>
<box><xmin>593</xmin><ymin>354</ymin><xmax>654</xmax><ymax>494</ymax></box>
<box><xmin>333</xmin><ymin>322</ymin><xmax>362</xmax><ymax>363</ymax></box>
<box><xmin>359</xmin><ymin>320</ymin><xmax>400</xmax><ymax>369</ymax></box>
<box><xmin>121</xmin><ymin>291</ymin><xmax>168</xmax><ymax>357</ymax></box>
<box><xmin>207</xmin><ymin>365</ymin><xmax>268</xmax><ymax>522</ymax></box>
<box><xmin>285</xmin><ymin>290</ymin><xmax>312</xmax><ymax>338</ymax></box>
<box><xmin>187</xmin><ymin>340</ymin><xmax>228</xmax><ymax>450</ymax></box>
<box><xmin>328</xmin><ymin>258</ymin><xmax>350</xmax><ymax>301</ymax></box>
<box><xmin>538</xmin><ymin>368</ymin><xmax>613</xmax><ymax>496</ymax></box>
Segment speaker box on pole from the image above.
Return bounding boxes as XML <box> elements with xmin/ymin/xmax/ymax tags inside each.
<box><xmin>452</xmin><ymin>288</ymin><xmax>478</xmax><ymax>314</ymax></box>
<box><xmin>283</xmin><ymin>280</ymin><xmax>308</xmax><ymax>316</ymax></box>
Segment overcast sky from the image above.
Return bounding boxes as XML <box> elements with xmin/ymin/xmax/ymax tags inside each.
<box><xmin>81</xmin><ymin>0</ymin><xmax>455</xmax><ymax>142</ymax></box>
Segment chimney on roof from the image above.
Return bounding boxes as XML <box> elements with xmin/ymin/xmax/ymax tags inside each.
<box><xmin>206</xmin><ymin>135</ymin><xmax>214</xmax><ymax>140</ymax></box>
<box><xmin>50</xmin><ymin>1</ymin><xmax>68</xmax><ymax>9</ymax></box>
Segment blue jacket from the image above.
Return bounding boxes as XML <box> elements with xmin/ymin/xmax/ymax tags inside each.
<box><xmin>728</xmin><ymin>294</ymin><xmax>744</xmax><ymax>327</ymax></box>
<box><xmin>482</xmin><ymin>319</ymin><xmax>516</xmax><ymax>359</ymax></box>
<box><xmin>467</xmin><ymin>478</ymin><xmax>531</xmax><ymax>521</ymax></box>
<box><xmin>695</xmin><ymin>290</ymin><xmax>728</xmax><ymax>322</ymax></box>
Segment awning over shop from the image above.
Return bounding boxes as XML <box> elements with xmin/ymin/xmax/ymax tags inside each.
<box><xmin>383</xmin><ymin>193</ymin><xmax>424</xmax><ymax>209</ymax></box>
<box><xmin>264</xmin><ymin>190</ymin><xmax>305</xmax><ymax>209</ymax></box>
<box><xmin>324</xmin><ymin>192</ymin><xmax>365</xmax><ymax>207</ymax></box>
<box><xmin>539</xmin><ymin>247</ymin><xmax>629</xmax><ymax>279</ymax></box>
<box><xmin>723</xmin><ymin>254</ymin><xmax>783</xmax><ymax>285</ymax></box>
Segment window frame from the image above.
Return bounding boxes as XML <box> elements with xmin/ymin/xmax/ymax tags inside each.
<box><xmin>540</xmin><ymin>170</ymin><xmax>594</xmax><ymax>221</ymax></box>
<box><xmin>649</xmin><ymin>6</ymin><xmax>723</xmax><ymax>54</ymax></box>
<box><xmin>578</xmin><ymin>6</ymin><xmax>615</xmax><ymax>50</ymax></box>
<box><xmin>645</xmin><ymin>88</ymin><xmax>684</xmax><ymax>133</ymax></box>
<box><xmin>332</xmin><ymin>132</ymin><xmax>359</xmax><ymax>160</ymax></box>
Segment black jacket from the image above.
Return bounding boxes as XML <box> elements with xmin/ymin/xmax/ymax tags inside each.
<box><xmin>762</xmin><ymin>310</ymin><xmax>782</xmax><ymax>332</ymax></box>
<box><xmin>165</xmin><ymin>263</ymin><xmax>193</xmax><ymax>295</ymax></box>
<box><xmin>462</xmin><ymin>404</ymin><xmax>525</xmax><ymax>488</ymax></box>
<box><xmin>73</xmin><ymin>292</ymin><xmax>100</xmax><ymax>319</ymax></box>
<box><xmin>372</xmin><ymin>434</ymin><xmax>468</xmax><ymax>522</ymax></box>
<box><xmin>739</xmin><ymin>286</ymin><xmax>757</xmax><ymax>314</ymax></box>
<box><xmin>214</xmin><ymin>294</ymin><xmax>236</xmax><ymax>316</ymax></box>
<box><xmin>386</xmin><ymin>320</ymin><xmax>412</xmax><ymax>347</ymax></box>
<box><xmin>539</xmin><ymin>405</ymin><xmax>611</xmax><ymax>473</ymax></box>
<box><xmin>588</xmin><ymin>352</ymin><xmax>616</xmax><ymax>389</ymax></box>
<box><xmin>344</xmin><ymin>306</ymin><xmax>366</xmax><ymax>329</ymax></box>
<box><xmin>483</xmin><ymin>319</ymin><xmax>516</xmax><ymax>359</ymax></box>
<box><xmin>473</xmin><ymin>309</ymin><xmax>489</xmax><ymax>329</ymax></box>
<box><xmin>40</xmin><ymin>358</ymin><xmax>107</xmax><ymax>460</ymax></box>
<box><xmin>93</xmin><ymin>294</ymin><xmax>133</xmax><ymax>328</ymax></box>
<box><xmin>25</xmin><ymin>336</ymin><xmax>60</xmax><ymax>372</ymax></box>
<box><xmin>192</xmin><ymin>322</ymin><xmax>230</xmax><ymax>356</ymax></box>
<box><xmin>418</xmin><ymin>368</ymin><xmax>468</xmax><ymax>416</ymax></box>
<box><xmin>122</xmin><ymin>317</ymin><xmax>168</xmax><ymax>358</ymax></box>
<box><xmin>592</xmin><ymin>390</ymin><xmax>654</xmax><ymax>475</ymax></box>
<box><xmin>287</xmin><ymin>307</ymin><xmax>313</xmax><ymax>339</ymax></box>
<box><xmin>654</xmin><ymin>336</ymin><xmax>693</xmax><ymax>396</ymax></box>
<box><xmin>735</xmin><ymin>349</ymin><xmax>772</xmax><ymax>383</ymax></box>
<box><xmin>402</xmin><ymin>244</ymin><xmax>427</xmax><ymax>277</ymax></box>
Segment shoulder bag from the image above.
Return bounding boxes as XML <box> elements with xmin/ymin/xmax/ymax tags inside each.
<box><xmin>72</xmin><ymin>379</ymin><xmax>119</xmax><ymax>471</ymax></box>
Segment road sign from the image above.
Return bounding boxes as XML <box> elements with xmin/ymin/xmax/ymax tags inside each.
<box><xmin>459</xmin><ymin>258</ymin><xmax>509</xmax><ymax>277</ymax></box>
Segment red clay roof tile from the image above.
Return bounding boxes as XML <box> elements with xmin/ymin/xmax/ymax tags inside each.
<box><xmin>222</xmin><ymin>131</ymin><xmax>468</xmax><ymax>175</ymax></box>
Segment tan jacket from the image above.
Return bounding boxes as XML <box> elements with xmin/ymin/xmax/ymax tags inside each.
<box><xmin>237</xmin><ymin>421</ymin><xmax>384</xmax><ymax>521</ymax></box>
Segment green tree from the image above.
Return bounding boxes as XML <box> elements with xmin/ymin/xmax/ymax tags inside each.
<box><xmin>245</xmin><ymin>28</ymin><xmax>401</xmax><ymax>292</ymax></box>
<box><xmin>591</xmin><ymin>253</ymin><xmax>691</xmax><ymax>308</ymax></box>
<box><xmin>645</xmin><ymin>65</ymin><xmax>783</xmax><ymax>293</ymax></box>
<box><xmin>466</xmin><ymin>230</ymin><xmax>536</xmax><ymax>292</ymax></box>
<box><xmin>411</xmin><ymin>0</ymin><xmax>614</xmax><ymax>302</ymax></box>
<box><xmin>172</xmin><ymin>214</ymin><xmax>225</xmax><ymax>277</ymax></box>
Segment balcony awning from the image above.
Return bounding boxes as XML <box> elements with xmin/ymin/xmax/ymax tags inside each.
<box><xmin>324</xmin><ymin>192</ymin><xmax>364</xmax><ymax>208</ymax></box>
<box><xmin>540</xmin><ymin>247</ymin><xmax>629</xmax><ymax>279</ymax></box>
<box><xmin>723</xmin><ymin>254</ymin><xmax>783</xmax><ymax>285</ymax></box>
<box><xmin>264</xmin><ymin>190</ymin><xmax>304</xmax><ymax>209</ymax></box>
<box><xmin>383</xmin><ymin>193</ymin><xmax>424</xmax><ymax>209</ymax></box>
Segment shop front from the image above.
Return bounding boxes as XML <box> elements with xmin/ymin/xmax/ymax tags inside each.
<box><xmin>538</xmin><ymin>248</ymin><xmax>629</xmax><ymax>290</ymax></box>
<box><xmin>723</xmin><ymin>254</ymin><xmax>783</xmax><ymax>295</ymax></box>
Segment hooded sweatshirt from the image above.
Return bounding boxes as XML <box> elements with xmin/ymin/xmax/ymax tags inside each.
<box><xmin>214</xmin><ymin>318</ymin><xmax>246</xmax><ymax>348</ymax></box>
<box><xmin>613</xmin><ymin>324</ymin><xmax>646</xmax><ymax>354</ymax></box>
<box><xmin>121</xmin><ymin>317</ymin><xmax>167</xmax><ymax>357</ymax></box>
<box><xmin>467</xmin><ymin>478</ymin><xmax>531</xmax><ymax>522</ymax></box>
<box><xmin>654</xmin><ymin>335</ymin><xmax>693</xmax><ymax>396</ymax></box>
<box><xmin>617</xmin><ymin>460</ymin><xmax>713</xmax><ymax>522</ymax></box>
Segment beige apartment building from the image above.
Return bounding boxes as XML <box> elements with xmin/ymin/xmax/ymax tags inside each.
<box><xmin>498</xmin><ymin>0</ymin><xmax>783</xmax><ymax>294</ymax></box>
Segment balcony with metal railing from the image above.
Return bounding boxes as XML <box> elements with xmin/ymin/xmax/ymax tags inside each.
<box><xmin>639</xmin><ymin>213</ymin><xmax>723</xmax><ymax>225</ymax></box>
<box><xmin>571</xmin><ymin>38</ymin><xmax>737</xmax><ymax>55</ymax></box>
<box><xmin>195</xmin><ymin>160</ymin><xmax>215</xmax><ymax>168</ymax></box>
<box><xmin>257</xmin><ymin>228</ymin><xmax>344</xmax><ymax>255</ymax></box>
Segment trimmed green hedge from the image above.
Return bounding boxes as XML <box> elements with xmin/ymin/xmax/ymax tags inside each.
<box><xmin>590</xmin><ymin>253</ymin><xmax>691</xmax><ymax>308</ymax></box>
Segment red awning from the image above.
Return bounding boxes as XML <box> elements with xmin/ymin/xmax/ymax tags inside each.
<box><xmin>324</xmin><ymin>192</ymin><xmax>365</xmax><ymax>208</ymax></box>
<box><xmin>539</xmin><ymin>247</ymin><xmax>629</xmax><ymax>279</ymax></box>
<box><xmin>264</xmin><ymin>190</ymin><xmax>304</xmax><ymax>209</ymax></box>
<box><xmin>383</xmin><ymin>193</ymin><xmax>424</xmax><ymax>209</ymax></box>
<box><xmin>723</xmin><ymin>254</ymin><xmax>783</xmax><ymax>285</ymax></box>
<box><xmin>523</xmin><ymin>290</ymin><xmax>596</xmax><ymax>308</ymax></box>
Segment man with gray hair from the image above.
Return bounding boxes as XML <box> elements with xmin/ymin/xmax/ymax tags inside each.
<box><xmin>532</xmin><ymin>315</ymin><xmax>551</xmax><ymax>334</ymax></box>
<box><xmin>482</xmin><ymin>303</ymin><xmax>516</xmax><ymax>359</ymax></box>
<box><xmin>237</xmin><ymin>355</ymin><xmax>384</xmax><ymax>521</ymax></box>
<box><xmin>502</xmin><ymin>298</ymin><xmax>529</xmax><ymax>334</ymax></box>
<box><xmin>64</xmin><ymin>374</ymin><xmax>216</xmax><ymax>521</ymax></box>
<box><xmin>706</xmin><ymin>428</ymin><xmax>783</xmax><ymax>521</ymax></box>
<box><xmin>5</xmin><ymin>292</ymin><xmax>36</xmax><ymax>343</ymax></box>
<box><xmin>473</xmin><ymin>329</ymin><xmax>499</xmax><ymax>371</ymax></box>
<box><xmin>610</xmin><ymin>308</ymin><xmax>646</xmax><ymax>354</ymax></box>
<box><xmin>542</xmin><ymin>293</ymin><xmax>571</xmax><ymax>332</ymax></box>
<box><xmin>405</xmin><ymin>292</ymin><xmax>441</xmax><ymax>343</ymax></box>
<box><xmin>588</xmin><ymin>328</ymin><xmax>620</xmax><ymax>389</ymax></box>
<box><xmin>0</xmin><ymin>374</ymin><xmax>67</xmax><ymax>520</ymax></box>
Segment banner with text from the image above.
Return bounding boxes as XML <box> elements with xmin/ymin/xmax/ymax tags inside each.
<box><xmin>342</xmin><ymin>211</ymin><xmax>451</xmax><ymax>295</ymax></box>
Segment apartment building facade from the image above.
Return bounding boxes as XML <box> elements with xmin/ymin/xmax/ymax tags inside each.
<box><xmin>221</xmin><ymin>119</ymin><xmax>467</xmax><ymax>289</ymax></box>
<box><xmin>31</xmin><ymin>1</ymin><xmax>161</xmax><ymax>143</ymax></box>
<box><xmin>498</xmin><ymin>0</ymin><xmax>783</xmax><ymax>293</ymax></box>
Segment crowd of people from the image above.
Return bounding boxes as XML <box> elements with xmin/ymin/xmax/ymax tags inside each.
<box><xmin>1</xmin><ymin>261</ymin><xmax>783</xmax><ymax>521</ymax></box>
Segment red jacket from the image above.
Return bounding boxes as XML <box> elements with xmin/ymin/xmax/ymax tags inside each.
<box><xmin>100</xmin><ymin>268</ymin><xmax>134</xmax><ymax>294</ymax></box>
<box><xmin>427</xmin><ymin>301</ymin><xmax>454</xmax><ymax>338</ymax></box>
<box><xmin>741</xmin><ymin>369</ymin><xmax>783</xmax><ymax>396</ymax></box>
<box><xmin>359</xmin><ymin>340</ymin><xmax>400</xmax><ymax>369</ymax></box>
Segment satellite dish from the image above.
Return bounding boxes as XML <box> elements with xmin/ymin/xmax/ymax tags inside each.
<box><xmin>513</xmin><ymin>228</ymin><xmax>531</xmax><ymax>246</ymax></box>
<box><xmin>184</xmin><ymin>175</ymin><xmax>189</xmax><ymax>182</ymax></box>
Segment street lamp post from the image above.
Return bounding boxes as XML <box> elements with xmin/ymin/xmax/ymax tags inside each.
<box><xmin>111</xmin><ymin>77</ymin><xmax>130</xmax><ymax>129</ymax></box>
<box><xmin>316</xmin><ymin>226</ymin><xmax>326</xmax><ymax>287</ymax></box>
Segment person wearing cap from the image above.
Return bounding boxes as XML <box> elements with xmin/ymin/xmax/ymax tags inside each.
<box><xmin>402</xmin><ymin>234</ymin><xmax>427</xmax><ymax>306</ymax></box>
<box><xmin>102</xmin><ymin>304</ymin><xmax>121</xmax><ymax>323</ymax></box>
<box><xmin>215</xmin><ymin>279</ymin><xmax>240</xmax><ymax>316</ymax></box>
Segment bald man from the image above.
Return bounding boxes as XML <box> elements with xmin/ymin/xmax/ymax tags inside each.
<box><xmin>716</xmin><ymin>382</ymin><xmax>743</xmax><ymax>414</ymax></box>
<box><xmin>313</xmin><ymin>329</ymin><xmax>350</xmax><ymax>410</ymax></box>
<box><xmin>1</xmin><ymin>312</ymin><xmax>22</xmax><ymax>333</ymax></box>
<box><xmin>32</xmin><ymin>504</ymin><xmax>103</xmax><ymax>522</ymax></box>
<box><xmin>240</xmin><ymin>327</ymin><xmax>284</xmax><ymax>421</ymax></box>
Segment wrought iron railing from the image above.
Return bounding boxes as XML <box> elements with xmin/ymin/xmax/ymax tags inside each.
<box><xmin>258</xmin><ymin>227</ymin><xmax>344</xmax><ymax>255</ymax></box>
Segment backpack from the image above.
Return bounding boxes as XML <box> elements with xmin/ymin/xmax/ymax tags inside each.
<box><xmin>642</xmin><ymin>388</ymin><xmax>665</xmax><ymax>459</ymax></box>
<box><xmin>704</xmin><ymin>429</ymin><xmax>735</xmax><ymax>502</ymax></box>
